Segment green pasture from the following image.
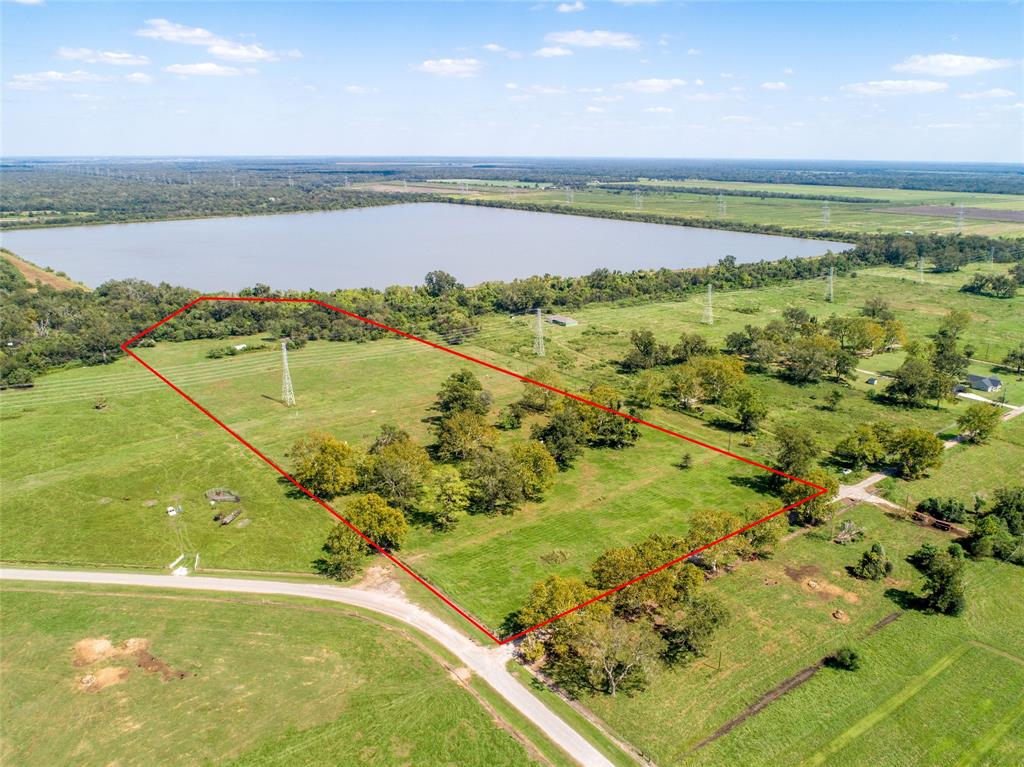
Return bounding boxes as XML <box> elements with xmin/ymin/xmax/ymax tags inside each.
<box><xmin>0</xmin><ymin>583</ymin><xmax>555</xmax><ymax>767</ymax></box>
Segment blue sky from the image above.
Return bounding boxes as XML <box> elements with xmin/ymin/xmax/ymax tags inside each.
<box><xmin>2</xmin><ymin>1</ymin><xmax>1021</xmax><ymax>161</ymax></box>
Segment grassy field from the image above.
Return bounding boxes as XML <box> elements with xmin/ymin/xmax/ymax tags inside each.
<box><xmin>1</xmin><ymin>326</ymin><xmax>772</xmax><ymax>631</ymax></box>
<box><xmin>376</xmin><ymin>180</ymin><xmax>1024</xmax><ymax>238</ymax></box>
<box><xmin>0</xmin><ymin>582</ymin><xmax>559</xmax><ymax>767</ymax></box>
<box><xmin>576</xmin><ymin>503</ymin><xmax>1024</xmax><ymax>767</ymax></box>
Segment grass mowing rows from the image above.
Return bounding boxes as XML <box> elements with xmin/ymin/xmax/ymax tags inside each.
<box><xmin>0</xmin><ymin>583</ymin><xmax>556</xmax><ymax>767</ymax></box>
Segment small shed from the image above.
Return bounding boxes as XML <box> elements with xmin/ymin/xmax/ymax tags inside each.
<box><xmin>967</xmin><ymin>374</ymin><xmax>1002</xmax><ymax>393</ymax></box>
<box><xmin>866</xmin><ymin>377</ymin><xmax>878</xmax><ymax>386</ymax></box>
<box><xmin>546</xmin><ymin>314</ymin><xmax>578</xmax><ymax>327</ymax></box>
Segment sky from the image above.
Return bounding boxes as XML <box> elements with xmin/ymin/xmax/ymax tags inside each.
<box><xmin>2</xmin><ymin>1</ymin><xmax>1022</xmax><ymax>162</ymax></box>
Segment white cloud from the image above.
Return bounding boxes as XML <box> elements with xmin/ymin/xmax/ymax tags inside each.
<box><xmin>958</xmin><ymin>88</ymin><xmax>1015</xmax><ymax>100</ymax></box>
<box><xmin>344</xmin><ymin>85</ymin><xmax>379</xmax><ymax>94</ymax></box>
<box><xmin>56</xmin><ymin>47</ymin><xmax>150</xmax><ymax>67</ymax></box>
<box><xmin>619</xmin><ymin>77</ymin><xmax>685</xmax><ymax>93</ymax></box>
<box><xmin>10</xmin><ymin>0</ymin><xmax>46</xmax><ymax>5</ymax></box>
<box><xmin>557</xmin><ymin>1</ymin><xmax>586</xmax><ymax>12</ymax></box>
<box><xmin>585</xmin><ymin>106</ymin><xmax>605</xmax><ymax>113</ymax></box>
<box><xmin>136</xmin><ymin>19</ymin><xmax>286</xmax><ymax>63</ymax></box>
<box><xmin>7</xmin><ymin>70</ymin><xmax>103</xmax><ymax>91</ymax></box>
<box><xmin>783</xmin><ymin>67</ymin><xmax>794</xmax><ymax>75</ymax></box>
<box><xmin>644</xmin><ymin>106</ymin><xmax>673</xmax><ymax>113</ymax></box>
<box><xmin>682</xmin><ymin>91</ymin><xmax>727</xmax><ymax>102</ymax></box>
<box><xmin>719</xmin><ymin>72</ymin><xmax>734</xmax><ymax>79</ymax></box>
<box><xmin>687</xmin><ymin>48</ymin><xmax>700</xmax><ymax>56</ymax></box>
<box><xmin>415</xmin><ymin>58</ymin><xmax>481</xmax><ymax>77</ymax></box>
<box><xmin>694</xmin><ymin>78</ymin><xmax>704</xmax><ymax>86</ymax></box>
<box><xmin>577</xmin><ymin>87</ymin><xmax>604</xmax><ymax>93</ymax></box>
<box><xmin>761</xmin><ymin>81</ymin><xmax>788</xmax><ymax>91</ymax></box>
<box><xmin>721</xmin><ymin>115</ymin><xmax>752</xmax><ymax>123</ymax></box>
<box><xmin>545</xmin><ymin>30</ymin><xmax>640</xmax><ymax>49</ymax></box>
<box><xmin>508</xmin><ymin>83</ymin><xmax>567</xmax><ymax>95</ymax></box>
<box><xmin>842</xmin><ymin>79</ymin><xmax>948</xmax><ymax>96</ymax></box>
<box><xmin>534</xmin><ymin>46</ymin><xmax>573</xmax><ymax>58</ymax></box>
<box><xmin>482</xmin><ymin>43</ymin><xmax>506</xmax><ymax>52</ymax></box>
<box><xmin>593</xmin><ymin>94</ymin><xmax>622</xmax><ymax>103</ymax></box>
<box><xmin>893</xmin><ymin>53</ymin><xmax>1013</xmax><ymax>77</ymax></box>
<box><xmin>163</xmin><ymin>62</ymin><xmax>244</xmax><ymax>77</ymax></box>
<box><xmin>124</xmin><ymin>72</ymin><xmax>153</xmax><ymax>84</ymax></box>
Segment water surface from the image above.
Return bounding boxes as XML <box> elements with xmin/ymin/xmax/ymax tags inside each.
<box><xmin>1</xmin><ymin>203</ymin><xmax>852</xmax><ymax>291</ymax></box>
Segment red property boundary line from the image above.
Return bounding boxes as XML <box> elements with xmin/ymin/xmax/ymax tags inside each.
<box><xmin>121</xmin><ymin>296</ymin><xmax>826</xmax><ymax>645</ymax></box>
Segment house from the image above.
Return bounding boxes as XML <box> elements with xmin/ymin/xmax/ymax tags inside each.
<box><xmin>232</xmin><ymin>343</ymin><xmax>247</xmax><ymax>351</ymax></box>
<box><xmin>546</xmin><ymin>314</ymin><xmax>578</xmax><ymax>327</ymax></box>
<box><xmin>866</xmin><ymin>377</ymin><xmax>878</xmax><ymax>386</ymax></box>
<box><xmin>967</xmin><ymin>374</ymin><xmax>1003</xmax><ymax>393</ymax></box>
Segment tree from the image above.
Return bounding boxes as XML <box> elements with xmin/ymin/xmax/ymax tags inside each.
<box><xmin>362</xmin><ymin>438</ymin><xmax>432</xmax><ymax>509</ymax></box>
<box><xmin>887</xmin><ymin>428</ymin><xmax>944</xmax><ymax>479</ymax></box>
<box><xmin>783</xmin><ymin>334</ymin><xmax>843</xmax><ymax>384</ymax></box>
<box><xmin>672</xmin><ymin>331</ymin><xmax>713</xmax><ymax>363</ymax></box>
<box><xmin>939</xmin><ymin>309</ymin><xmax>971</xmax><ymax>338</ymax></box>
<box><xmin>966</xmin><ymin>514</ymin><xmax>1019</xmax><ymax>562</ymax></box>
<box><xmin>917</xmin><ymin>497</ymin><xmax>968</xmax><ymax>524</ymax></box>
<box><xmin>741</xmin><ymin>502</ymin><xmax>786</xmax><ymax>558</ymax></box>
<box><xmin>825</xmin><ymin>389</ymin><xmax>844</xmax><ymax>412</ymax></box>
<box><xmin>861</xmin><ymin>296</ymin><xmax>895</xmax><ymax>321</ymax></box>
<box><xmin>734</xmin><ymin>386</ymin><xmax>768</xmax><ymax>432</ymax></box>
<box><xmin>420</xmin><ymin>465</ymin><xmax>470</xmax><ymax>531</ymax></box>
<box><xmin>289</xmin><ymin>431</ymin><xmax>360</xmax><ymax>499</ymax></box>
<box><xmin>520</xmin><ymin>365</ymin><xmax>565</xmax><ymax>413</ymax></box>
<box><xmin>583</xmin><ymin>385</ymin><xmax>641</xmax><ymax>448</ymax></box>
<box><xmin>515</xmin><ymin>576</ymin><xmax>609</xmax><ymax>662</ymax></box>
<box><xmin>314</xmin><ymin>522</ymin><xmax>366</xmax><ymax>581</ymax></box>
<box><xmin>826</xmin><ymin>646</ymin><xmax>861</xmax><ymax>671</ymax></box>
<box><xmin>920</xmin><ymin>545</ymin><xmax>967</xmax><ymax>615</ymax></box>
<box><xmin>570</xmin><ymin>616</ymin><xmax>664</xmax><ymax>696</ymax></box>
<box><xmin>435</xmin><ymin>369</ymin><xmax>491</xmax><ymax>416</ymax></box>
<box><xmin>662</xmin><ymin>592</ymin><xmax>730</xmax><ymax>664</ymax></box>
<box><xmin>622</xmin><ymin>329</ymin><xmax>670</xmax><ymax>371</ymax></box>
<box><xmin>435</xmin><ymin>411</ymin><xmax>499</xmax><ymax>462</ymax></box>
<box><xmin>833</xmin><ymin>423</ymin><xmax>888</xmax><ymax>469</ymax></box>
<box><xmin>1003</xmin><ymin>343</ymin><xmax>1024</xmax><ymax>375</ymax></box>
<box><xmin>991</xmin><ymin>486</ymin><xmax>1024</xmax><ymax>536</ymax></box>
<box><xmin>689</xmin><ymin>355</ymin><xmax>746</xmax><ymax>403</ymax></box>
<box><xmin>852</xmin><ymin>543</ymin><xmax>894</xmax><ymax>580</ymax></box>
<box><xmin>431</xmin><ymin>309</ymin><xmax>478</xmax><ymax>344</ymax></box>
<box><xmin>423</xmin><ymin>270</ymin><xmax>462</xmax><ymax>298</ymax></box>
<box><xmin>784</xmin><ymin>468</ymin><xmax>839</xmax><ymax>526</ymax></box>
<box><xmin>957</xmin><ymin>402</ymin><xmax>1002</xmax><ymax>443</ymax></box>
<box><xmin>346</xmin><ymin>493</ymin><xmax>408</xmax><ymax>551</ymax></box>
<box><xmin>886</xmin><ymin>357</ymin><xmax>942</xmax><ymax>407</ymax></box>
<box><xmin>629</xmin><ymin>369</ymin><xmax>666</xmax><ymax>409</ymax></box>
<box><xmin>666</xmin><ymin>363</ymin><xmax>704</xmax><ymax>410</ymax></box>
<box><xmin>589</xmin><ymin>536</ymin><xmax>693</xmax><ymax>617</ymax></box>
<box><xmin>509</xmin><ymin>440</ymin><xmax>558</xmax><ymax>501</ymax></box>
<box><xmin>684</xmin><ymin>509</ymin><xmax>745</xmax><ymax>570</ymax></box>
<box><xmin>369</xmin><ymin>424</ymin><xmax>409</xmax><ymax>454</ymax></box>
<box><xmin>532</xmin><ymin>402</ymin><xmax>589</xmax><ymax>469</ymax></box>
<box><xmin>772</xmin><ymin>423</ymin><xmax>821</xmax><ymax>479</ymax></box>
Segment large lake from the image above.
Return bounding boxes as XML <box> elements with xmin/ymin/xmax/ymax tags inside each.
<box><xmin>1</xmin><ymin>203</ymin><xmax>852</xmax><ymax>291</ymax></box>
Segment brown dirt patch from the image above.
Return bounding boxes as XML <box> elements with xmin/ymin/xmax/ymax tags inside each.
<box><xmin>97</xmin><ymin>497</ymin><xmax>112</xmax><ymax>505</ymax></box>
<box><xmin>143</xmin><ymin>499</ymin><xmax>157</xmax><ymax>507</ymax></box>
<box><xmin>450</xmin><ymin>667</ymin><xmax>473</xmax><ymax>684</ymax></box>
<box><xmin>801</xmin><ymin>578</ymin><xmax>860</xmax><ymax>604</ymax></box>
<box><xmin>1</xmin><ymin>250</ymin><xmax>83</xmax><ymax>291</ymax></box>
<box><xmin>72</xmin><ymin>636</ymin><xmax>188</xmax><ymax>685</ymax></box>
<box><xmin>79</xmin><ymin>667</ymin><xmax>130</xmax><ymax>692</ymax></box>
<box><xmin>832</xmin><ymin>609</ymin><xmax>850</xmax><ymax>623</ymax></box>
<box><xmin>784</xmin><ymin>564</ymin><xmax>820</xmax><ymax>582</ymax></box>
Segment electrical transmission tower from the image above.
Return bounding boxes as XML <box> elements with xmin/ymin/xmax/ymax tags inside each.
<box><xmin>826</xmin><ymin>265</ymin><xmax>834</xmax><ymax>302</ymax></box>
<box><xmin>703</xmin><ymin>284</ymin><xmax>714</xmax><ymax>325</ymax></box>
<box><xmin>533</xmin><ymin>308</ymin><xmax>545</xmax><ymax>357</ymax></box>
<box><xmin>822</xmin><ymin>202</ymin><xmax>830</xmax><ymax>226</ymax></box>
<box><xmin>955</xmin><ymin>204</ymin><xmax>965</xmax><ymax>234</ymax></box>
<box><xmin>566</xmin><ymin>187</ymin><xmax>575</xmax><ymax>204</ymax></box>
<box><xmin>281</xmin><ymin>341</ymin><xmax>296</xmax><ymax>407</ymax></box>
<box><xmin>989</xmin><ymin>246</ymin><xmax>995</xmax><ymax>270</ymax></box>
<box><xmin>633</xmin><ymin>190</ymin><xmax>643</xmax><ymax>210</ymax></box>
<box><xmin>717</xmin><ymin>193</ymin><xmax>727</xmax><ymax>217</ymax></box>
<box><xmin>917</xmin><ymin>255</ymin><xmax>925</xmax><ymax>284</ymax></box>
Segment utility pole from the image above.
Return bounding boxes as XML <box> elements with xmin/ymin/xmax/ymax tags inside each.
<box><xmin>533</xmin><ymin>308</ymin><xmax>546</xmax><ymax>357</ymax></box>
<box><xmin>281</xmin><ymin>340</ymin><xmax>296</xmax><ymax>407</ymax></box>
<box><xmin>703</xmin><ymin>284</ymin><xmax>714</xmax><ymax>326</ymax></box>
<box><xmin>826</xmin><ymin>265</ymin><xmax>834</xmax><ymax>303</ymax></box>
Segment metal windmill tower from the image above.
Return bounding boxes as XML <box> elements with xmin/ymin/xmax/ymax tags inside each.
<box><xmin>533</xmin><ymin>308</ymin><xmax>546</xmax><ymax>357</ymax></box>
<box><xmin>717</xmin><ymin>193</ymin><xmax>727</xmax><ymax>217</ymax></box>
<box><xmin>280</xmin><ymin>340</ymin><xmax>296</xmax><ymax>407</ymax></box>
<box><xmin>826</xmin><ymin>265</ymin><xmax>834</xmax><ymax>302</ymax></box>
<box><xmin>703</xmin><ymin>284</ymin><xmax>714</xmax><ymax>325</ymax></box>
<box><xmin>822</xmin><ymin>202</ymin><xmax>830</xmax><ymax>226</ymax></box>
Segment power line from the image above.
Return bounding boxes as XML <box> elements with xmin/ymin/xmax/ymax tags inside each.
<box><xmin>533</xmin><ymin>308</ymin><xmax>545</xmax><ymax>357</ymax></box>
<box><xmin>281</xmin><ymin>340</ymin><xmax>296</xmax><ymax>407</ymax></box>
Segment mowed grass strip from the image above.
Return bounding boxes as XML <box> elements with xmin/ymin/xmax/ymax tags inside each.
<box><xmin>0</xmin><ymin>584</ymin><xmax>549</xmax><ymax>767</ymax></box>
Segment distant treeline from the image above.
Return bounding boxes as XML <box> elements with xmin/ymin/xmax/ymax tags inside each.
<box><xmin>595</xmin><ymin>184</ymin><xmax>886</xmax><ymax>204</ymax></box>
<box><xmin>1</xmin><ymin>229</ymin><xmax>1019</xmax><ymax>386</ymax></box>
